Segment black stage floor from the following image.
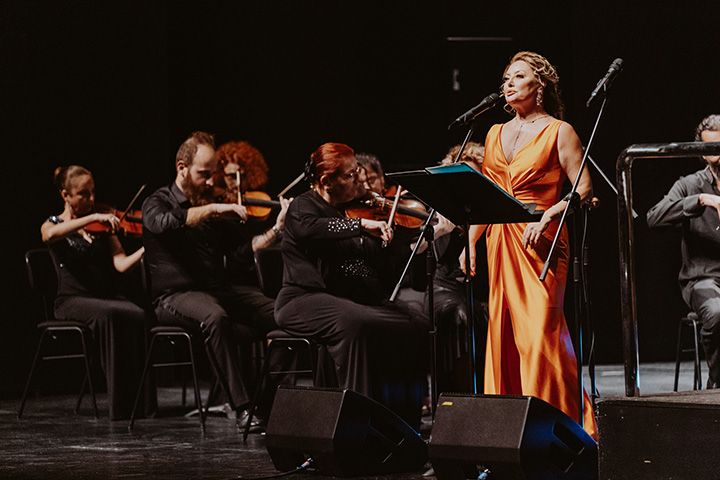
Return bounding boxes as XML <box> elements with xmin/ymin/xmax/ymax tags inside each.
<box><xmin>0</xmin><ymin>362</ymin><xmax>703</xmax><ymax>479</ymax></box>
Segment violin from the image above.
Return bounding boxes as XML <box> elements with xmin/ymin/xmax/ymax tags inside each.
<box><xmin>84</xmin><ymin>205</ymin><xmax>143</xmax><ymax>236</ymax></box>
<box><xmin>345</xmin><ymin>190</ymin><xmax>429</xmax><ymax>229</ymax></box>
<box><xmin>240</xmin><ymin>191</ymin><xmax>282</xmax><ymax>221</ymax></box>
<box><xmin>215</xmin><ymin>171</ymin><xmax>283</xmax><ymax>222</ymax></box>
<box><xmin>84</xmin><ymin>185</ymin><xmax>146</xmax><ymax>236</ymax></box>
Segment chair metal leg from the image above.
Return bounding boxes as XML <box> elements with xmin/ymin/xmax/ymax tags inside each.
<box><xmin>691</xmin><ymin>319</ymin><xmax>702</xmax><ymax>390</ymax></box>
<box><xmin>183</xmin><ymin>333</ymin><xmax>206</xmax><ymax>429</ymax></box>
<box><xmin>674</xmin><ymin>320</ymin><xmax>684</xmax><ymax>392</ymax></box>
<box><xmin>243</xmin><ymin>341</ymin><xmax>275</xmax><ymax>443</ymax></box>
<box><xmin>204</xmin><ymin>377</ymin><xmax>219</xmax><ymax>419</ymax></box>
<box><xmin>78</xmin><ymin>328</ymin><xmax>99</xmax><ymax>419</ymax></box>
<box><xmin>243</xmin><ymin>338</ymin><xmax>317</xmax><ymax>443</ymax></box>
<box><xmin>130</xmin><ymin>331</ymin><xmax>206</xmax><ymax>430</ymax></box>
<box><xmin>203</xmin><ymin>339</ymin><xmax>238</xmax><ymax>414</ymax></box>
<box><xmin>75</xmin><ymin>373</ymin><xmax>88</xmax><ymax>414</ymax></box>
<box><xmin>17</xmin><ymin>331</ymin><xmax>47</xmax><ymax>419</ymax></box>
<box><xmin>129</xmin><ymin>334</ymin><xmax>159</xmax><ymax>431</ymax></box>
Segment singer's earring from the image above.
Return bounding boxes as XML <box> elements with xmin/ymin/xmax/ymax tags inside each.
<box><xmin>536</xmin><ymin>88</ymin><xmax>544</xmax><ymax>107</ymax></box>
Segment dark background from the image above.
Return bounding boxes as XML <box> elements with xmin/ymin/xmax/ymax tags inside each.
<box><xmin>1</xmin><ymin>0</ymin><xmax>718</xmax><ymax>397</ymax></box>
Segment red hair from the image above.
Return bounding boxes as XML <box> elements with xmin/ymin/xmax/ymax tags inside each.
<box><xmin>214</xmin><ymin>141</ymin><xmax>269</xmax><ymax>192</ymax></box>
<box><xmin>307</xmin><ymin>143</ymin><xmax>355</xmax><ymax>185</ymax></box>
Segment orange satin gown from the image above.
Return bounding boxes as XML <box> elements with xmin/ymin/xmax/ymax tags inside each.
<box><xmin>481</xmin><ymin>120</ymin><xmax>597</xmax><ymax>438</ymax></box>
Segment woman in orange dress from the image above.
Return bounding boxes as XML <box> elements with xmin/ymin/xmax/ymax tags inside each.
<box><xmin>462</xmin><ymin>51</ymin><xmax>596</xmax><ymax>438</ymax></box>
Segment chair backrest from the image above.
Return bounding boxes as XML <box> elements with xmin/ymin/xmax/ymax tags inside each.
<box><xmin>25</xmin><ymin>248</ymin><xmax>57</xmax><ymax>322</ymax></box>
<box><xmin>253</xmin><ymin>247</ymin><xmax>284</xmax><ymax>299</ymax></box>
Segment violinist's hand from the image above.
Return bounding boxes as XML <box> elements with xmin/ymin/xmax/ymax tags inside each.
<box><xmin>93</xmin><ymin>213</ymin><xmax>121</xmax><ymax>233</ymax></box>
<box><xmin>458</xmin><ymin>245</ymin><xmax>476</xmax><ymax>277</ymax></box>
<box><xmin>361</xmin><ymin>219</ymin><xmax>394</xmax><ymax>243</ymax></box>
<box><xmin>433</xmin><ymin>213</ymin><xmax>455</xmax><ymax>238</ymax></box>
<box><xmin>213</xmin><ymin>203</ymin><xmax>248</xmax><ymax>222</ymax></box>
<box><xmin>274</xmin><ymin>196</ymin><xmax>292</xmax><ymax>232</ymax></box>
<box><xmin>699</xmin><ymin>193</ymin><xmax>720</xmax><ymax>222</ymax></box>
<box><xmin>521</xmin><ymin>210</ymin><xmax>553</xmax><ymax>249</ymax></box>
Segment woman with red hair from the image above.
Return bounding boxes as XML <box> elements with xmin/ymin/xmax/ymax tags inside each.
<box><xmin>275</xmin><ymin>142</ymin><xmax>428</xmax><ymax>428</ymax></box>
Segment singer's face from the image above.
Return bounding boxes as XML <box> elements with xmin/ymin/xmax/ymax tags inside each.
<box><xmin>503</xmin><ymin>61</ymin><xmax>540</xmax><ymax>107</ymax></box>
<box><xmin>701</xmin><ymin>130</ymin><xmax>720</xmax><ymax>166</ymax></box>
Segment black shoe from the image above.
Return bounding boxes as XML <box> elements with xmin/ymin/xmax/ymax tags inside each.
<box><xmin>237</xmin><ymin>409</ymin><xmax>265</xmax><ymax>433</ymax></box>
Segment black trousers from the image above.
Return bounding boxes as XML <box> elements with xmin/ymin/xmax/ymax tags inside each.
<box><xmin>275</xmin><ymin>286</ymin><xmax>429</xmax><ymax>429</ymax></box>
<box><xmin>155</xmin><ymin>284</ymin><xmax>277</xmax><ymax>410</ymax></box>
<box><xmin>688</xmin><ymin>277</ymin><xmax>720</xmax><ymax>388</ymax></box>
<box><xmin>429</xmin><ymin>284</ymin><xmax>488</xmax><ymax>395</ymax></box>
<box><xmin>55</xmin><ymin>295</ymin><xmax>152</xmax><ymax>420</ymax></box>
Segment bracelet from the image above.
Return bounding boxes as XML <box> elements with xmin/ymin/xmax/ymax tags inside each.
<box><xmin>272</xmin><ymin>225</ymin><xmax>282</xmax><ymax>236</ymax></box>
<box><xmin>550</xmin><ymin>205</ymin><xmax>561</xmax><ymax>216</ymax></box>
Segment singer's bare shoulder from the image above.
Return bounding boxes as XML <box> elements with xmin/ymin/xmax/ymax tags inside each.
<box><xmin>557</xmin><ymin>121</ymin><xmax>582</xmax><ymax>145</ymax></box>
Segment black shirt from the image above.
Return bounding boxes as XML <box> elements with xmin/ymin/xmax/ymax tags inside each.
<box><xmin>280</xmin><ymin>189</ymin><xmax>385</xmax><ymax>304</ymax></box>
<box><xmin>646</xmin><ymin>167</ymin><xmax>720</xmax><ymax>303</ymax></box>
<box><xmin>142</xmin><ymin>182</ymin><xmax>250</xmax><ymax>299</ymax></box>
<box><xmin>45</xmin><ymin>216</ymin><xmax>117</xmax><ymax>299</ymax></box>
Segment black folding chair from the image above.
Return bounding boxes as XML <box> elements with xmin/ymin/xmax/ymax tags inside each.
<box><xmin>18</xmin><ymin>249</ymin><xmax>99</xmax><ymax>419</ymax></box>
<box><xmin>243</xmin><ymin>247</ymin><xmax>320</xmax><ymax>442</ymax></box>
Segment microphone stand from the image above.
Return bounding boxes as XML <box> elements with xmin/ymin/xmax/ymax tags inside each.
<box><xmin>539</xmin><ymin>91</ymin><xmax>610</xmax><ymax>427</ymax></box>
<box><xmin>389</xmin><ymin>113</ymin><xmax>486</xmax><ymax>419</ymax></box>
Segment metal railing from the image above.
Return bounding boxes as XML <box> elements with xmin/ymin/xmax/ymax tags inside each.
<box><xmin>616</xmin><ymin>141</ymin><xmax>720</xmax><ymax>396</ymax></box>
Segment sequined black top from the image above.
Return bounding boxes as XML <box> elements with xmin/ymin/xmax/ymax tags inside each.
<box><xmin>280</xmin><ymin>189</ymin><xmax>385</xmax><ymax>304</ymax></box>
<box><xmin>45</xmin><ymin>216</ymin><xmax>117</xmax><ymax>299</ymax></box>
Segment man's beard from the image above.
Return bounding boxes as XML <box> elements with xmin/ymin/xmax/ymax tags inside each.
<box><xmin>182</xmin><ymin>175</ymin><xmax>214</xmax><ymax>206</ymax></box>
<box><xmin>708</xmin><ymin>161</ymin><xmax>720</xmax><ymax>181</ymax></box>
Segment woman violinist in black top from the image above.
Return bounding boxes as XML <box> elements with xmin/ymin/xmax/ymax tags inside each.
<box><xmin>41</xmin><ymin>165</ymin><xmax>152</xmax><ymax>420</ymax></box>
<box><xmin>274</xmin><ymin>143</ymin><xmax>428</xmax><ymax>429</ymax></box>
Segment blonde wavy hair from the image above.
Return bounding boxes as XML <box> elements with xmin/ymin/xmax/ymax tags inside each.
<box><xmin>441</xmin><ymin>142</ymin><xmax>485</xmax><ymax>171</ymax></box>
<box><xmin>503</xmin><ymin>51</ymin><xmax>564</xmax><ymax>119</ymax></box>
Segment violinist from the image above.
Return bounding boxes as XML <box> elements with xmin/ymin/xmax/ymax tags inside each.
<box><xmin>214</xmin><ymin>140</ymin><xmax>291</xmax><ymax>258</ymax></box>
<box><xmin>275</xmin><ymin>142</ymin><xmax>428</xmax><ymax>429</ymax></box>
<box><xmin>356</xmin><ymin>152</ymin><xmax>386</xmax><ymax>196</ymax></box>
<box><xmin>421</xmin><ymin>142</ymin><xmax>490</xmax><ymax>394</ymax></box>
<box><xmin>213</xmin><ymin>140</ymin><xmax>293</xmax><ymax>420</ymax></box>
<box><xmin>141</xmin><ymin>132</ymin><xmax>277</xmax><ymax>431</ymax></box>
<box><xmin>41</xmin><ymin>165</ymin><xmax>152</xmax><ymax>420</ymax></box>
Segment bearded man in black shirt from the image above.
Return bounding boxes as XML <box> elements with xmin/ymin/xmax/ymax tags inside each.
<box><xmin>142</xmin><ymin>131</ymin><xmax>277</xmax><ymax>427</ymax></box>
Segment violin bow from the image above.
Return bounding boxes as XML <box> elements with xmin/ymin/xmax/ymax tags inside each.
<box><xmin>236</xmin><ymin>171</ymin><xmax>243</xmax><ymax>207</ymax></box>
<box><xmin>277</xmin><ymin>172</ymin><xmax>305</xmax><ymax>198</ymax></box>
<box><xmin>386</xmin><ymin>186</ymin><xmax>403</xmax><ymax>230</ymax></box>
<box><xmin>118</xmin><ymin>184</ymin><xmax>146</xmax><ymax>222</ymax></box>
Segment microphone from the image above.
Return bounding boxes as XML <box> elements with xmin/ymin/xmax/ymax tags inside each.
<box><xmin>586</xmin><ymin>58</ymin><xmax>624</xmax><ymax>107</ymax></box>
<box><xmin>448</xmin><ymin>93</ymin><xmax>504</xmax><ymax>129</ymax></box>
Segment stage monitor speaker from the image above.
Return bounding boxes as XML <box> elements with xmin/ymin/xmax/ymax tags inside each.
<box><xmin>428</xmin><ymin>393</ymin><xmax>597</xmax><ymax>480</ymax></box>
<box><xmin>265</xmin><ymin>385</ymin><xmax>428</xmax><ymax>477</ymax></box>
<box><xmin>597</xmin><ymin>390</ymin><xmax>720</xmax><ymax>479</ymax></box>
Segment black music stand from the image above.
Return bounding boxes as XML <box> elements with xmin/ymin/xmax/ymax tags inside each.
<box><xmin>388</xmin><ymin>163</ymin><xmax>542</xmax><ymax>225</ymax></box>
<box><xmin>387</xmin><ymin>163</ymin><xmax>543</xmax><ymax>398</ymax></box>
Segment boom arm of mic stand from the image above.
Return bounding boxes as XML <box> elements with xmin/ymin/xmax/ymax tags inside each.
<box><xmin>539</xmin><ymin>93</ymin><xmax>611</xmax><ymax>428</ymax></box>
<box><xmin>540</xmin><ymin>95</ymin><xmax>607</xmax><ymax>283</ymax></box>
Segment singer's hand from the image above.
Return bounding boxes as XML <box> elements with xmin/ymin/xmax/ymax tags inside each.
<box><xmin>522</xmin><ymin>211</ymin><xmax>553</xmax><ymax>249</ymax></box>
